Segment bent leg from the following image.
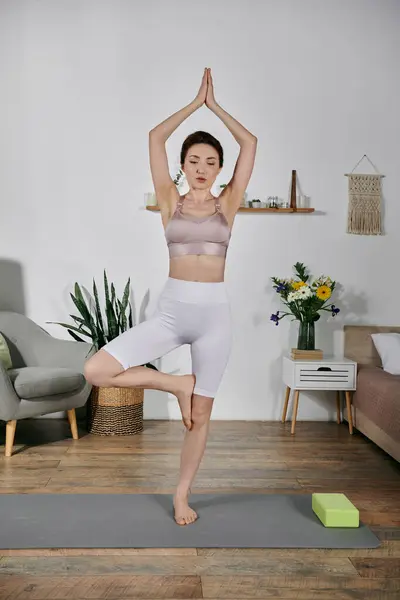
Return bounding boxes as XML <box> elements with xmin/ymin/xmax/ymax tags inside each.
<box><xmin>83</xmin><ymin>309</ymin><xmax>195</xmax><ymax>430</ymax></box>
<box><xmin>84</xmin><ymin>312</ymin><xmax>182</xmax><ymax>386</ymax></box>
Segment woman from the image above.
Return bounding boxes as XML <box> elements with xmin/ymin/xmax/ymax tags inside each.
<box><xmin>84</xmin><ymin>68</ymin><xmax>257</xmax><ymax>525</ymax></box>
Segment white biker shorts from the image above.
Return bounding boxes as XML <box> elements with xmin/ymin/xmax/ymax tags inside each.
<box><xmin>102</xmin><ymin>277</ymin><xmax>233</xmax><ymax>398</ymax></box>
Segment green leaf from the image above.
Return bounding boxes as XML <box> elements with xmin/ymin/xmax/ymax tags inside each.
<box><xmin>121</xmin><ymin>278</ymin><xmax>131</xmax><ymax>313</ymax></box>
<box><xmin>47</xmin><ymin>321</ymin><xmax>92</xmax><ymax>338</ymax></box>
<box><xmin>72</xmin><ymin>283</ymin><xmax>96</xmax><ymax>329</ymax></box>
<box><xmin>105</xmin><ymin>296</ymin><xmax>118</xmax><ymax>341</ymax></box>
<box><xmin>111</xmin><ymin>283</ymin><xmax>116</xmax><ymax>310</ymax></box>
<box><xmin>103</xmin><ymin>269</ymin><xmax>111</xmax><ymax>307</ymax></box>
<box><xmin>145</xmin><ymin>362</ymin><xmax>158</xmax><ymax>370</ymax></box>
<box><xmin>67</xmin><ymin>329</ymin><xmax>88</xmax><ymax>343</ymax></box>
<box><xmin>69</xmin><ymin>294</ymin><xmax>94</xmax><ymax>336</ymax></box>
<box><xmin>102</xmin><ymin>270</ymin><xmax>117</xmax><ymax>341</ymax></box>
<box><xmin>118</xmin><ymin>278</ymin><xmax>130</xmax><ymax>332</ymax></box>
<box><xmin>70</xmin><ymin>315</ymin><xmax>87</xmax><ymax>326</ymax></box>
<box><xmin>128</xmin><ymin>303</ymin><xmax>133</xmax><ymax>328</ymax></box>
<box><xmin>293</xmin><ymin>262</ymin><xmax>309</xmax><ymax>283</ymax></box>
<box><xmin>117</xmin><ymin>299</ymin><xmax>127</xmax><ymax>332</ymax></box>
<box><xmin>93</xmin><ymin>278</ymin><xmax>105</xmax><ymax>336</ymax></box>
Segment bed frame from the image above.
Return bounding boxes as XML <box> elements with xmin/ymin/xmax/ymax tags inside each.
<box><xmin>344</xmin><ymin>325</ymin><xmax>400</xmax><ymax>462</ymax></box>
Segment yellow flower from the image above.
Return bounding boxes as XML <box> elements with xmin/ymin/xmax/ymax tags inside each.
<box><xmin>292</xmin><ymin>281</ymin><xmax>306</xmax><ymax>290</ymax></box>
<box><xmin>316</xmin><ymin>285</ymin><xmax>331</xmax><ymax>300</ymax></box>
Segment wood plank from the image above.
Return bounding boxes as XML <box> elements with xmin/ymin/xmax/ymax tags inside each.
<box><xmin>0</xmin><ymin>575</ymin><xmax>399</xmax><ymax>600</ymax></box>
<box><xmin>2</xmin><ymin>543</ymin><xmax>399</xmax><ymax>558</ymax></box>
<box><xmin>0</xmin><ymin>548</ymin><xmax>197</xmax><ymax>556</ymax></box>
<box><xmin>0</xmin><ymin>575</ymin><xmax>203</xmax><ymax>599</ymax></box>
<box><xmin>350</xmin><ymin>558</ymin><xmax>400</xmax><ymax>578</ymax></box>
<box><xmin>197</xmin><ymin>540</ymin><xmax>400</xmax><ymax>558</ymax></box>
<box><xmin>201</xmin><ymin>575</ymin><xmax>400</xmax><ymax>597</ymax></box>
<box><xmin>0</xmin><ymin>555</ymin><xmax>359</xmax><ymax>576</ymax></box>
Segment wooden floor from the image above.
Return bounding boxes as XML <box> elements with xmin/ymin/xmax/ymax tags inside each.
<box><xmin>0</xmin><ymin>417</ymin><xmax>399</xmax><ymax>600</ymax></box>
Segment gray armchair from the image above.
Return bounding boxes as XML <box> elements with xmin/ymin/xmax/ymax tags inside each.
<box><xmin>0</xmin><ymin>311</ymin><xmax>94</xmax><ymax>457</ymax></box>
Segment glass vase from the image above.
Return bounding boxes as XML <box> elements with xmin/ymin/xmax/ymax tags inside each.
<box><xmin>297</xmin><ymin>321</ymin><xmax>315</xmax><ymax>350</ymax></box>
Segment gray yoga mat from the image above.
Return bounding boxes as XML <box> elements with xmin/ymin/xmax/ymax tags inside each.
<box><xmin>0</xmin><ymin>493</ymin><xmax>380</xmax><ymax>549</ymax></box>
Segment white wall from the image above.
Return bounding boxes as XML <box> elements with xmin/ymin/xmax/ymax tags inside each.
<box><xmin>1</xmin><ymin>0</ymin><xmax>399</xmax><ymax>422</ymax></box>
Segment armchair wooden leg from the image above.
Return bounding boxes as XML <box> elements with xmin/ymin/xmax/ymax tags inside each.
<box><xmin>67</xmin><ymin>409</ymin><xmax>79</xmax><ymax>440</ymax></box>
<box><xmin>5</xmin><ymin>420</ymin><xmax>17</xmax><ymax>457</ymax></box>
<box><xmin>282</xmin><ymin>386</ymin><xmax>291</xmax><ymax>423</ymax></box>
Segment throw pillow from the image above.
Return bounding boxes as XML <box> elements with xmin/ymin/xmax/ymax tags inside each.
<box><xmin>371</xmin><ymin>333</ymin><xmax>400</xmax><ymax>375</ymax></box>
<box><xmin>0</xmin><ymin>332</ymin><xmax>12</xmax><ymax>370</ymax></box>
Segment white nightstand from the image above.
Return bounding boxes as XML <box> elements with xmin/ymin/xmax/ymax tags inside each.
<box><xmin>281</xmin><ymin>355</ymin><xmax>357</xmax><ymax>435</ymax></box>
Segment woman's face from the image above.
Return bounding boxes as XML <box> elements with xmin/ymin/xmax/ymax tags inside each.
<box><xmin>182</xmin><ymin>143</ymin><xmax>222</xmax><ymax>190</ymax></box>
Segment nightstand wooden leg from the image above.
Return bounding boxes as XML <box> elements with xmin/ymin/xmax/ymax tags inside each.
<box><xmin>282</xmin><ymin>386</ymin><xmax>291</xmax><ymax>423</ymax></box>
<box><xmin>291</xmin><ymin>390</ymin><xmax>300</xmax><ymax>435</ymax></box>
<box><xmin>345</xmin><ymin>391</ymin><xmax>354</xmax><ymax>434</ymax></box>
<box><xmin>336</xmin><ymin>391</ymin><xmax>341</xmax><ymax>424</ymax></box>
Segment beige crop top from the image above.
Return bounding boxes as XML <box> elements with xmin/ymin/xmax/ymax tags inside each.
<box><xmin>164</xmin><ymin>195</ymin><xmax>231</xmax><ymax>258</ymax></box>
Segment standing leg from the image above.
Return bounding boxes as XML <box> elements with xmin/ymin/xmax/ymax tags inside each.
<box><xmin>345</xmin><ymin>391</ymin><xmax>354</xmax><ymax>434</ymax></box>
<box><xmin>173</xmin><ymin>394</ymin><xmax>214</xmax><ymax>525</ymax></box>
<box><xmin>172</xmin><ymin>301</ymin><xmax>232</xmax><ymax>525</ymax></box>
<box><xmin>282</xmin><ymin>386</ymin><xmax>291</xmax><ymax>423</ymax></box>
<box><xmin>291</xmin><ymin>390</ymin><xmax>300</xmax><ymax>435</ymax></box>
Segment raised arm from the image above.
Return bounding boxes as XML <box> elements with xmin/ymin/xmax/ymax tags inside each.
<box><xmin>149</xmin><ymin>69</ymin><xmax>208</xmax><ymax>217</ymax></box>
<box><xmin>205</xmin><ymin>69</ymin><xmax>257</xmax><ymax>216</ymax></box>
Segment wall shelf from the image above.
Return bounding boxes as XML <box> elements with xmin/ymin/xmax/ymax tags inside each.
<box><xmin>146</xmin><ymin>206</ymin><xmax>315</xmax><ymax>213</ymax></box>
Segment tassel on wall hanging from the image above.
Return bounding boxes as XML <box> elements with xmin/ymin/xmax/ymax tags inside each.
<box><xmin>345</xmin><ymin>154</ymin><xmax>384</xmax><ymax>235</ymax></box>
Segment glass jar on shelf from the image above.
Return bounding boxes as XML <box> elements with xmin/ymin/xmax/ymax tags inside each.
<box><xmin>297</xmin><ymin>195</ymin><xmax>310</xmax><ymax>209</ymax></box>
<box><xmin>267</xmin><ymin>196</ymin><xmax>279</xmax><ymax>208</ymax></box>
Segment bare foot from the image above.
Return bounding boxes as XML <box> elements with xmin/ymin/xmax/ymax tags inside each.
<box><xmin>176</xmin><ymin>374</ymin><xmax>195</xmax><ymax>430</ymax></box>
<box><xmin>173</xmin><ymin>490</ymin><xmax>198</xmax><ymax>526</ymax></box>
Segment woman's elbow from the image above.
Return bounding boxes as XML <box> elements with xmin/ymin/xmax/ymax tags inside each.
<box><xmin>241</xmin><ymin>134</ymin><xmax>257</xmax><ymax>147</ymax></box>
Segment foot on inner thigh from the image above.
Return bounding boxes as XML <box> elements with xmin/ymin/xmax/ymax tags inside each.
<box><xmin>173</xmin><ymin>488</ymin><xmax>198</xmax><ymax>526</ymax></box>
<box><xmin>176</xmin><ymin>374</ymin><xmax>196</xmax><ymax>431</ymax></box>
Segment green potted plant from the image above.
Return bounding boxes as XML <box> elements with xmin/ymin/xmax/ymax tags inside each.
<box><xmin>49</xmin><ymin>270</ymin><xmax>157</xmax><ymax>436</ymax></box>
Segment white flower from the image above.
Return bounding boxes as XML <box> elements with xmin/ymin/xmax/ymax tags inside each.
<box><xmin>297</xmin><ymin>286</ymin><xmax>312</xmax><ymax>299</ymax></box>
<box><xmin>287</xmin><ymin>286</ymin><xmax>312</xmax><ymax>302</ymax></box>
<box><xmin>313</xmin><ymin>275</ymin><xmax>333</xmax><ymax>288</ymax></box>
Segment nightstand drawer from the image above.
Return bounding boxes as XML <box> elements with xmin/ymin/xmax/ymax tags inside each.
<box><xmin>294</xmin><ymin>363</ymin><xmax>356</xmax><ymax>389</ymax></box>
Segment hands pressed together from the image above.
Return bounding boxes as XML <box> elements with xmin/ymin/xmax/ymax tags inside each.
<box><xmin>195</xmin><ymin>67</ymin><xmax>217</xmax><ymax>110</ymax></box>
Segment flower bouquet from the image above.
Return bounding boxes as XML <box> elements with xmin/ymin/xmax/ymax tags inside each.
<box><xmin>270</xmin><ymin>262</ymin><xmax>340</xmax><ymax>350</ymax></box>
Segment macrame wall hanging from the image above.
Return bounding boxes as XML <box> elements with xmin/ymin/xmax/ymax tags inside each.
<box><xmin>345</xmin><ymin>155</ymin><xmax>384</xmax><ymax>235</ymax></box>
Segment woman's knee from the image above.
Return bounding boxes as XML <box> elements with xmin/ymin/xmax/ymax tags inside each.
<box><xmin>83</xmin><ymin>349</ymin><xmax>124</xmax><ymax>386</ymax></box>
<box><xmin>191</xmin><ymin>394</ymin><xmax>214</xmax><ymax>428</ymax></box>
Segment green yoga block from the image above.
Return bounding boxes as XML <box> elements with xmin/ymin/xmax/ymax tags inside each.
<box><xmin>312</xmin><ymin>493</ymin><xmax>359</xmax><ymax>527</ymax></box>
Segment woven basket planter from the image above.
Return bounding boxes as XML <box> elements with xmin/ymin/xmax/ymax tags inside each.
<box><xmin>87</xmin><ymin>386</ymin><xmax>144</xmax><ymax>436</ymax></box>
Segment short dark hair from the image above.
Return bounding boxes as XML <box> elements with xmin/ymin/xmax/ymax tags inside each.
<box><xmin>180</xmin><ymin>131</ymin><xmax>223</xmax><ymax>168</ymax></box>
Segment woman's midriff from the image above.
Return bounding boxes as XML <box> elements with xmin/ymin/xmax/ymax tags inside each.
<box><xmin>168</xmin><ymin>255</ymin><xmax>226</xmax><ymax>282</ymax></box>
